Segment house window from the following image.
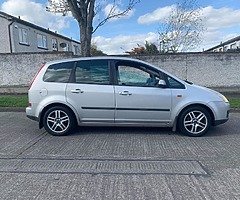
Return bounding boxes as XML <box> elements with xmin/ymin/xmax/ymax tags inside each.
<box><xmin>52</xmin><ymin>38</ymin><xmax>58</xmax><ymax>51</ymax></box>
<box><xmin>37</xmin><ymin>34</ymin><xmax>47</xmax><ymax>49</ymax></box>
<box><xmin>19</xmin><ymin>28</ymin><xmax>29</xmax><ymax>45</ymax></box>
<box><xmin>63</xmin><ymin>43</ymin><xmax>70</xmax><ymax>52</ymax></box>
<box><xmin>73</xmin><ymin>45</ymin><xmax>79</xmax><ymax>55</ymax></box>
<box><xmin>66</xmin><ymin>43</ymin><xmax>69</xmax><ymax>51</ymax></box>
<box><xmin>230</xmin><ymin>43</ymin><xmax>236</xmax><ymax>49</ymax></box>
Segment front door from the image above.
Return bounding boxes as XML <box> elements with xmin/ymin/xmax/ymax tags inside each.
<box><xmin>114</xmin><ymin>61</ymin><xmax>172</xmax><ymax>124</ymax></box>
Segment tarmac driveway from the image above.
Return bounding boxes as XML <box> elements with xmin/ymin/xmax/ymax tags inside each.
<box><xmin>0</xmin><ymin>112</ymin><xmax>239</xmax><ymax>199</ymax></box>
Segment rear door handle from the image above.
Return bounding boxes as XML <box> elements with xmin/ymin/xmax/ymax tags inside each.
<box><xmin>119</xmin><ymin>91</ymin><xmax>132</xmax><ymax>96</ymax></box>
<box><xmin>71</xmin><ymin>89</ymin><xmax>83</xmax><ymax>94</ymax></box>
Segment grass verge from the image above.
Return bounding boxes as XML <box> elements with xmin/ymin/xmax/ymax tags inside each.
<box><xmin>0</xmin><ymin>95</ymin><xmax>28</xmax><ymax>107</ymax></box>
<box><xmin>229</xmin><ymin>98</ymin><xmax>240</xmax><ymax>109</ymax></box>
<box><xmin>0</xmin><ymin>95</ymin><xmax>240</xmax><ymax>109</ymax></box>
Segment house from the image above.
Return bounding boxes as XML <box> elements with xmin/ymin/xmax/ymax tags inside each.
<box><xmin>205</xmin><ymin>35</ymin><xmax>240</xmax><ymax>52</ymax></box>
<box><xmin>0</xmin><ymin>11</ymin><xmax>81</xmax><ymax>55</ymax></box>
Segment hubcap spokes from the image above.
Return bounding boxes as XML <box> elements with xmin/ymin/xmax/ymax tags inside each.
<box><xmin>184</xmin><ymin>111</ymin><xmax>208</xmax><ymax>134</ymax></box>
<box><xmin>47</xmin><ymin>110</ymin><xmax>70</xmax><ymax>133</ymax></box>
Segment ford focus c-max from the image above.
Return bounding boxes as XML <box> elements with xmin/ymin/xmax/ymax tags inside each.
<box><xmin>26</xmin><ymin>57</ymin><xmax>230</xmax><ymax>137</ymax></box>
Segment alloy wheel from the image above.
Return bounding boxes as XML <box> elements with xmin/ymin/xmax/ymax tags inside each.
<box><xmin>183</xmin><ymin>111</ymin><xmax>208</xmax><ymax>135</ymax></box>
<box><xmin>46</xmin><ymin>110</ymin><xmax>70</xmax><ymax>134</ymax></box>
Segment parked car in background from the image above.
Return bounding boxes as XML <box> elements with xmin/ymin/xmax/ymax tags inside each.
<box><xmin>26</xmin><ymin>57</ymin><xmax>230</xmax><ymax>137</ymax></box>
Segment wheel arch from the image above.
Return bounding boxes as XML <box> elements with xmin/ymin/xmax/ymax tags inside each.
<box><xmin>173</xmin><ymin>103</ymin><xmax>215</xmax><ymax>130</ymax></box>
<box><xmin>39</xmin><ymin>103</ymin><xmax>79</xmax><ymax>129</ymax></box>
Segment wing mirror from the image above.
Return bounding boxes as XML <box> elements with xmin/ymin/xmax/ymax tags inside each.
<box><xmin>158</xmin><ymin>79</ymin><xmax>167</xmax><ymax>88</ymax></box>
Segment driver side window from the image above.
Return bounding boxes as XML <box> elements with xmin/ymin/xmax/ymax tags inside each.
<box><xmin>117</xmin><ymin>63</ymin><xmax>160</xmax><ymax>87</ymax></box>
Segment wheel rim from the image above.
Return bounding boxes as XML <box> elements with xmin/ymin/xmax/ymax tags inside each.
<box><xmin>46</xmin><ymin>110</ymin><xmax>70</xmax><ymax>133</ymax></box>
<box><xmin>183</xmin><ymin>111</ymin><xmax>208</xmax><ymax>135</ymax></box>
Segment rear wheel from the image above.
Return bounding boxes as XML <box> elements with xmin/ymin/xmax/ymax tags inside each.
<box><xmin>43</xmin><ymin>106</ymin><xmax>76</xmax><ymax>136</ymax></box>
<box><xmin>178</xmin><ymin>106</ymin><xmax>211</xmax><ymax>137</ymax></box>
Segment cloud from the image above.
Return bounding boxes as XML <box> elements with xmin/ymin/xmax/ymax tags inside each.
<box><xmin>202</xmin><ymin>6</ymin><xmax>240</xmax><ymax>30</ymax></box>
<box><xmin>138</xmin><ymin>5</ymin><xmax>240</xmax><ymax>30</ymax></box>
<box><xmin>1</xmin><ymin>0</ymin><xmax>70</xmax><ymax>32</ymax></box>
<box><xmin>104</xmin><ymin>3</ymin><xmax>135</xmax><ymax>21</ymax></box>
<box><xmin>138</xmin><ymin>5</ymin><xmax>175</xmax><ymax>25</ymax></box>
<box><xmin>137</xmin><ymin>5</ymin><xmax>240</xmax><ymax>51</ymax></box>
<box><xmin>92</xmin><ymin>32</ymin><xmax>158</xmax><ymax>55</ymax></box>
<box><xmin>198</xmin><ymin>6</ymin><xmax>240</xmax><ymax>50</ymax></box>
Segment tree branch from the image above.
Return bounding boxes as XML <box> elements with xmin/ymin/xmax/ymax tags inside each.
<box><xmin>92</xmin><ymin>0</ymin><xmax>140</xmax><ymax>33</ymax></box>
<box><xmin>67</xmin><ymin>0</ymin><xmax>83</xmax><ymax>22</ymax></box>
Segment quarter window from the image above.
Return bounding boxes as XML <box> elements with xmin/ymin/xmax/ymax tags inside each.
<box><xmin>75</xmin><ymin>60</ymin><xmax>109</xmax><ymax>84</ymax></box>
<box><xmin>37</xmin><ymin>34</ymin><xmax>47</xmax><ymax>49</ymax></box>
<box><xmin>19</xmin><ymin>28</ymin><xmax>28</xmax><ymax>45</ymax></box>
<box><xmin>166</xmin><ymin>76</ymin><xmax>185</xmax><ymax>89</ymax></box>
<box><xmin>43</xmin><ymin>62</ymin><xmax>73</xmax><ymax>83</ymax></box>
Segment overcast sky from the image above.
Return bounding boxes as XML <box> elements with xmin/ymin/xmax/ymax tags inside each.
<box><xmin>1</xmin><ymin>0</ymin><xmax>240</xmax><ymax>54</ymax></box>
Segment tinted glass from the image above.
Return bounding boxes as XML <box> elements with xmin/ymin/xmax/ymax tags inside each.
<box><xmin>75</xmin><ymin>60</ymin><xmax>109</xmax><ymax>84</ymax></box>
<box><xmin>43</xmin><ymin>62</ymin><xmax>73</xmax><ymax>83</ymax></box>
<box><xmin>167</xmin><ymin>76</ymin><xmax>185</xmax><ymax>89</ymax></box>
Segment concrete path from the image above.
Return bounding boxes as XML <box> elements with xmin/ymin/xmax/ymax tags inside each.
<box><xmin>0</xmin><ymin>112</ymin><xmax>239</xmax><ymax>199</ymax></box>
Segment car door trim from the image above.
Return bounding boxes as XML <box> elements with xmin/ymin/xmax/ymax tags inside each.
<box><xmin>82</xmin><ymin>107</ymin><xmax>170</xmax><ymax>112</ymax></box>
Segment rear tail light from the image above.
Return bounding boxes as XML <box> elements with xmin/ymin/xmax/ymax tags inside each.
<box><xmin>29</xmin><ymin>63</ymin><xmax>45</xmax><ymax>89</ymax></box>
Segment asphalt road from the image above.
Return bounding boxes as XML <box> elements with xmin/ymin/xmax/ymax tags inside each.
<box><xmin>0</xmin><ymin>112</ymin><xmax>239</xmax><ymax>199</ymax></box>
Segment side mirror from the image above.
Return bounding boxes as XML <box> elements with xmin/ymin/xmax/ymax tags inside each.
<box><xmin>158</xmin><ymin>80</ymin><xmax>167</xmax><ymax>88</ymax></box>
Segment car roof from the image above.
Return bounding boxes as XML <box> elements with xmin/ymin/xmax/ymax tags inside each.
<box><xmin>44</xmin><ymin>56</ymin><xmax>185</xmax><ymax>83</ymax></box>
<box><xmin>46</xmin><ymin>56</ymin><xmax>146</xmax><ymax>65</ymax></box>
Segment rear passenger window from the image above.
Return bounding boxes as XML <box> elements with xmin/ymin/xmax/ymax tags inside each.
<box><xmin>43</xmin><ymin>62</ymin><xmax>73</xmax><ymax>83</ymax></box>
<box><xmin>75</xmin><ymin>60</ymin><xmax>109</xmax><ymax>84</ymax></box>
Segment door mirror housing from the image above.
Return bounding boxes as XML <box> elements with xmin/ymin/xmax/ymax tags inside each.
<box><xmin>158</xmin><ymin>79</ymin><xmax>167</xmax><ymax>88</ymax></box>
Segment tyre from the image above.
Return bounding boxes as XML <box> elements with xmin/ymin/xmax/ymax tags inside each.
<box><xmin>178</xmin><ymin>106</ymin><xmax>211</xmax><ymax>137</ymax></box>
<box><xmin>43</xmin><ymin>106</ymin><xmax>76</xmax><ymax>136</ymax></box>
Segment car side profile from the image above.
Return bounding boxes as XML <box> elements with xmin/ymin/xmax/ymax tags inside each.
<box><xmin>26</xmin><ymin>57</ymin><xmax>230</xmax><ymax>137</ymax></box>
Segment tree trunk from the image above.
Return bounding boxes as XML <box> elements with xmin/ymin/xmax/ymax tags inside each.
<box><xmin>79</xmin><ymin>24</ymin><xmax>92</xmax><ymax>57</ymax></box>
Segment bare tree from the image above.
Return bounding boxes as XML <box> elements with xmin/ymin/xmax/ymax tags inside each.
<box><xmin>158</xmin><ymin>0</ymin><xmax>204</xmax><ymax>53</ymax></box>
<box><xmin>47</xmin><ymin>0</ymin><xmax>140</xmax><ymax>56</ymax></box>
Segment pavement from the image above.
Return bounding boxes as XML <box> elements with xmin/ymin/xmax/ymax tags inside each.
<box><xmin>0</xmin><ymin>112</ymin><xmax>239</xmax><ymax>199</ymax></box>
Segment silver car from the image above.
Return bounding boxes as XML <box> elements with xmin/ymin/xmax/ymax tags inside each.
<box><xmin>26</xmin><ymin>57</ymin><xmax>230</xmax><ymax>137</ymax></box>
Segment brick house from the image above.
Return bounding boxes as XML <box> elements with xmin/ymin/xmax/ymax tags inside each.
<box><xmin>0</xmin><ymin>11</ymin><xmax>81</xmax><ymax>55</ymax></box>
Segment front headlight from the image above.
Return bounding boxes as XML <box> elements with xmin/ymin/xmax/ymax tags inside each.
<box><xmin>219</xmin><ymin>94</ymin><xmax>229</xmax><ymax>103</ymax></box>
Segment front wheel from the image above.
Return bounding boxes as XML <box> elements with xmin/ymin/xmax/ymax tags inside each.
<box><xmin>43</xmin><ymin>106</ymin><xmax>76</xmax><ymax>136</ymax></box>
<box><xmin>178</xmin><ymin>106</ymin><xmax>211</xmax><ymax>137</ymax></box>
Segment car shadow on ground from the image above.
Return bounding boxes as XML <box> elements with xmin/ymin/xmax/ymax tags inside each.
<box><xmin>193</xmin><ymin>126</ymin><xmax>235</xmax><ymax>138</ymax></box>
<box><xmin>71</xmin><ymin>126</ymin><xmax>181</xmax><ymax>137</ymax></box>
<box><xmin>69</xmin><ymin>124</ymin><xmax>234</xmax><ymax>138</ymax></box>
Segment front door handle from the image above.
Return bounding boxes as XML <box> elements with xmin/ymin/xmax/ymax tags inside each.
<box><xmin>119</xmin><ymin>91</ymin><xmax>132</xmax><ymax>96</ymax></box>
<box><xmin>71</xmin><ymin>89</ymin><xmax>83</xmax><ymax>94</ymax></box>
